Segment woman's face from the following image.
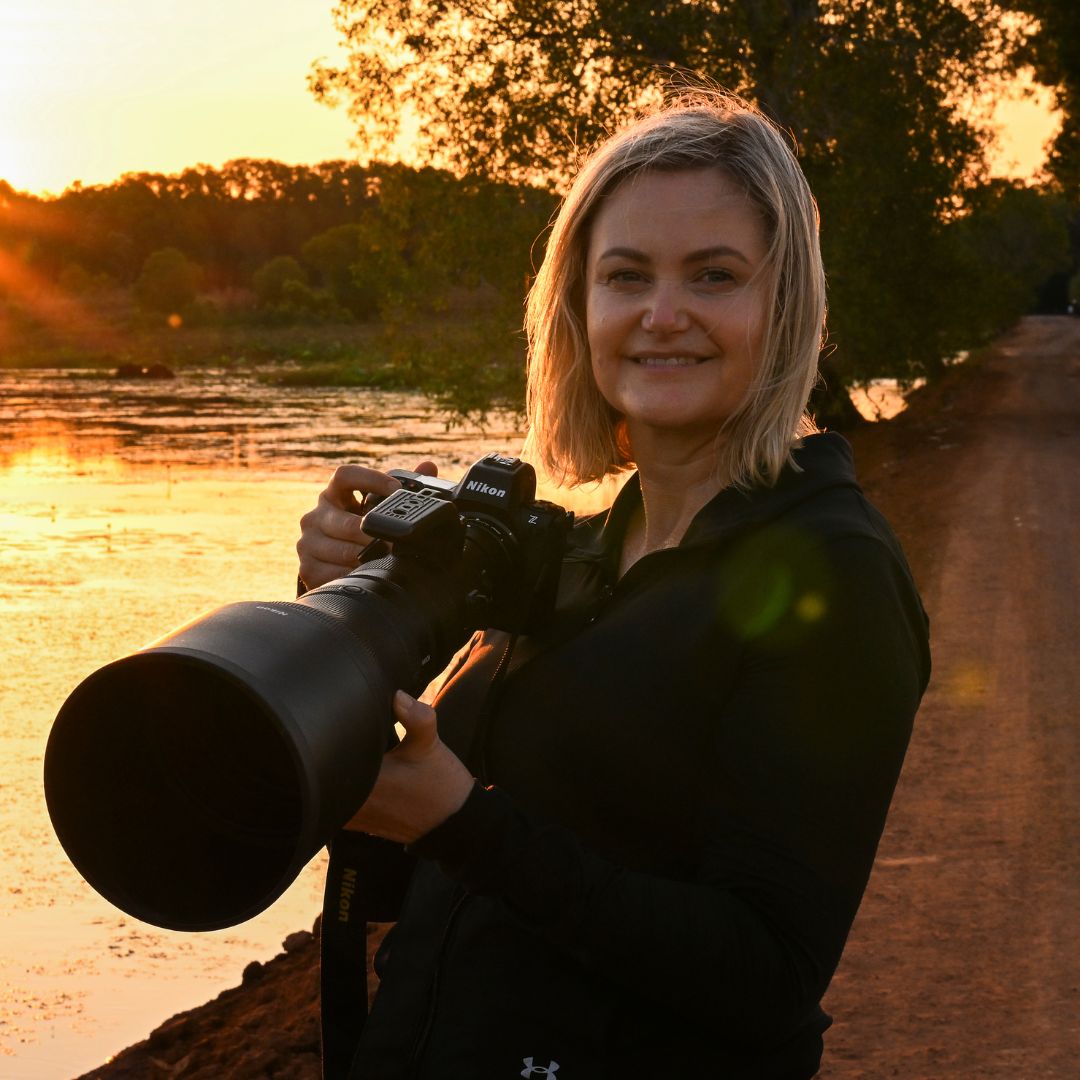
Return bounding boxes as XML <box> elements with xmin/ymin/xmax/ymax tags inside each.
<box><xmin>584</xmin><ymin>167</ymin><xmax>771</xmax><ymax>455</ymax></box>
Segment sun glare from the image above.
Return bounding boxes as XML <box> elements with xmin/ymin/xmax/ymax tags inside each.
<box><xmin>0</xmin><ymin>249</ymin><xmax>121</xmax><ymax>352</ymax></box>
<box><xmin>0</xmin><ymin>147</ymin><xmax>24</xmax><ymax>189</ymax></box>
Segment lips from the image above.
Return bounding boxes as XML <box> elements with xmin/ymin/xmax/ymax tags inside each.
<box><xmin>631</xmin><ymin>356</ymin><xmax>708</xmax><ymax>367</ymax></box>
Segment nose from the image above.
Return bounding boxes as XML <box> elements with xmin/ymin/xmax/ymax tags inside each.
<box><xmin>641</xmin><ymin>281</ymin><xmax>689</xmax><ymax>334</ymax></box>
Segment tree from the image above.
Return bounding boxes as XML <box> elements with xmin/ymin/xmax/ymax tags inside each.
<box><xmin>311</xmin><ymin>1</ymin><xmax>1039</xmax><ymax>414</ymax></box>
<box><xmin>933</xmin><ymin>183</ymin><xmax>1071</xmax><ymax>349</ymax></box>
<box><xmin>252</xmin><ymin>255</ymin><xmax>308</xmax><ymax>307</ymax></box>
<box><xmin>969</xmin><ymin>184</ymin><xmax>1071</xmax><ymax>314</ymax></box>
<box><xmin>301</xmin><ymin>164</ymin><xmax>555</xmax><ymax>324</ymax></box>
<box><xmin>134</xmin><ymin>248</ymin><xmax>200</xmax><ymax>314</ymax></box>
<box><xmin>302</xmin><ymin>223</ymin><xmax>379</xmax><ymax>319</ymax></box>
<box><xmin>58</xmin><ymin>262</ymin><xmax>115</xmax><ymax>296</ymax></box>
<box><xmin>311</xmin><ymin>1</ymin><xmax>1019</xmax><ymax>186</ymax></box>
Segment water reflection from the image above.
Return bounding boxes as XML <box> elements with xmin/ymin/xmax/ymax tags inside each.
<box><xmin>850</xmin><ymin>378</ymin><xmax>925</xmax><ymax>421</ymax></box>
<box><xmin>0</xmin><ymin>367</ymin><xmax>533</xmax><ymax>478</ymax></box>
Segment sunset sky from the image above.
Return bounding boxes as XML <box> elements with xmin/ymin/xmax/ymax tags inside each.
<box><xmin>0</xmin><ymin>1</ymin><xmax>1063</xmax><ymax>197</ymax></box>
<box><xmin>0</xmin><ymin>1</ymin><xmax>354</xmax><ymax>195</ymax></box>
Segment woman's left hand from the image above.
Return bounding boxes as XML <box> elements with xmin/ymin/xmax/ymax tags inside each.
<box><xmin>346</xmin><ymin>690</ymin><xmax>475</xmax><ymax>845</ymax></box>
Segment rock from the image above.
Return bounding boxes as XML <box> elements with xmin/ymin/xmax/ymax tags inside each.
<box><xmin>241</xmin><ymin>960</ymin><xmax>265</xmax><ymax>985</ymax></box>
<box><xmin>114</xmin><ymin>363</ymin><xmax>176</xmax><ymax>379</ymax></box>
<box><xmin>283</xmin><ymin>930</ymin><xmax>313</xmax><ymax>954</ymax></box>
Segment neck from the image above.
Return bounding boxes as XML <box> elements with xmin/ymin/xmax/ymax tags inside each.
<box><xmin>619</xmin><ymin>431</ymin><xmax>732</xmax><ymax>574</ymax></box>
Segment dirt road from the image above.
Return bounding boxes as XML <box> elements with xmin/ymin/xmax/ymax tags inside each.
<box><xmin>821</xmin><ymin>315</ymin><xmax>1080</xmax><ymax>1078</ymax></box>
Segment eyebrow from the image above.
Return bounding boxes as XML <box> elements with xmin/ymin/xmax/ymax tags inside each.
<box><xmin>594</xmin><ymin>245</ymin><xmax>751</xmax><ymax>266</ymax></box>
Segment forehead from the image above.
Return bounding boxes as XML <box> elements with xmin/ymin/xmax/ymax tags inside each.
<box><xmin>587</xmin><ymin>167</ymin><xmax>767</xmax><ymax>258</ymax></box>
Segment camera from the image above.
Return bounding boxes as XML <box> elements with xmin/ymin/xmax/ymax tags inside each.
<box><xmin>44</xmin><ymin>454</ymin><xmax>571</xmax><ymax>931</ymax></box>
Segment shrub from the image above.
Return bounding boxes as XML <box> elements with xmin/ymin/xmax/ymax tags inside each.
<box><xmin>252</xmin><ymin>255</ymin><xmax>307</xmax><ymax>307</ymax></box>
<box><xmin>134</xmin><ymin>247</ymin><xmax>200</xmax><ymax>313</ymax></box>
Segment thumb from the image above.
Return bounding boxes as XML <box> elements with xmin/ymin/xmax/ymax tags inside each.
<box><xmin>392</xmin><ymin>690</ymin><xmax>438</xmax><ymax>752</ymax></box>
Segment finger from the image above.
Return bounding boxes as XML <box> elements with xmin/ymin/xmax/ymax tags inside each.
<box><xmin>297</xmin><ymin>513</ymin><xmax>374</xmax><ymax>581</ymax></box>
<box><xmin>297</xmin><ymin>506</ymin><xmax>367</xmax><ymax>572</ymax></box>
<box><xmin>311</xmin><ymin>495</ymin><xmax>371</xmax><ymax>544</ymax></box>
<box><xmin>325</xmin><ymin>464</ymin><xmax>403</xmax><ymax>509</ymax></box>
<box><xmin>413</xmin><ymin>460</ymin><xmax>438</xmax><ymax>478</ymax></box>
<box><xmin>391</xmin><ymin>690</ymin><xmax>438</xmax><ymax>753</ymax></box>
<box><xmin>299</xmin><ymin>531</ymin><xmax>367</xmax><ymax>568</ymax></box>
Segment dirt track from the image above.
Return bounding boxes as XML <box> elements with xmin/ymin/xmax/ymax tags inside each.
<box><xmin>821</xmin><ymin>316</ymin><xmax>1080</xmax><ymax>1078</ymax></box>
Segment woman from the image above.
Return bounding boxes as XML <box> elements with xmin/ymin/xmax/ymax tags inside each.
<box><xmin>297</xmin><ymin>91</ymin><xmax>930</xmax><ymax>1079</ymax></box>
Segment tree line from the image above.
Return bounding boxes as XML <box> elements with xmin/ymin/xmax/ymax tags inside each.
<box><xmin>0</xmin><ymin>160</ymin><xmax>555</xmax><ymax>323</ymax></box>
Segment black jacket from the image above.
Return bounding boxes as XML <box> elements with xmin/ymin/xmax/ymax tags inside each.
<box><xmin>349</xmin><ymin>433</ymin><xmax>931</xmax><ymax>1079</ymax></box>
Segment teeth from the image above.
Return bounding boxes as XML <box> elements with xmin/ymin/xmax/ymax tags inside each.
<box><xmin>634</xmin><ymin>356</ymin><xmax>702</xmax><ymax>367</ymax></box>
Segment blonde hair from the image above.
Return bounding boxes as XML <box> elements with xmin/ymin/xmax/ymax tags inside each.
<box><xmin>523</xmin><ymin>89</ymin><xmax>826</xmax><ymax>489</ymax></box>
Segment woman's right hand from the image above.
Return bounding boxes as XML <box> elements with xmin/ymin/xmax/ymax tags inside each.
<box><xmin>296</xmin><ymin>460</ymin><xmax>438</xmax><ymax>591</ymax></box>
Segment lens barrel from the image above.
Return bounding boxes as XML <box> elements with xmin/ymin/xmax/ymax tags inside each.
<box><xmin>44</xmin><ymin>556</ymin><xmax>469</xmax><ymax>931</ymax></box>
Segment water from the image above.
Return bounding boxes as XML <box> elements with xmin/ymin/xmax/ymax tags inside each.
<box><xmin>0</xmin><ymin>368</ymin><xmax>619</xmax><ymax>1079</ymax></box>
<box><xmin>849</xmin><ymin>378</ymin><xmax>922</xmax><ymax>421</ymax></box>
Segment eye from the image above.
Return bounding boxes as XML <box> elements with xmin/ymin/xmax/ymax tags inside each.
<box><xmin>603</xmin><ymin>268</ymin><xmax>649</xmax><ymax>290</ymax></box>
<box><xmin>696</xmin><ymin>267</ymin><xmax>736</xmax><ymax>287</ymax></box>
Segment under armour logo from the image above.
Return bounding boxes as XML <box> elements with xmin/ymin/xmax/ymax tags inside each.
<box><xmin>521</xmin><ymin>1057</ymin><xmax>560</xmax><ymax>1078</ymax></box>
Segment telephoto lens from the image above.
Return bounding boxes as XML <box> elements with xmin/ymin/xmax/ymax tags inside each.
<box><xmin>44</xmin><ymin>454</ymin><xmax>570</xmax><ymax>931</ymax></box>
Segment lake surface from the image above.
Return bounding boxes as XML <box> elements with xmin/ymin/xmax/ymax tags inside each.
<box><xmin>0</xmin><ymin>368</ymin><xmax>621</xmax><ymax>1079</ymax></box>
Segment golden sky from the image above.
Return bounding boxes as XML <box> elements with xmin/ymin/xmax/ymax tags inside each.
<box><xmin>0</xmin><ymin>1</ymin><xmax>355</xmax><ymax>195</ymax></box>
<box><xmin>0</xmin><ymin>1</ymin><xmax>1062</xmax><ymax>197</ymax></box>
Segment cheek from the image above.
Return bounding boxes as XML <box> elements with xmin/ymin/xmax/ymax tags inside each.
<box><xmin>713</xmin><ymin>293</ymin><xmax>768</xmax><ymax>359</ymax></box>
<box><xmin>586</xmin><ymin>317</ymin><xmax>623</xmax><ymax>385</ymax></box>
<box><xmin>585</xmin><ymin>282</ymin><xmax>639</xmax><ymax>340</ymax></box>
<box><xmin>585</xmin><ymin>290</ymin><xmax>613</xmax><ymax>344</ymax></box>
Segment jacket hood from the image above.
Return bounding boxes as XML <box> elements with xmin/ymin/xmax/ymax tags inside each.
<box><xmin>567</xmin><ymin>432</ymin><xmax>861</xmax><ymax>566</ymax></box>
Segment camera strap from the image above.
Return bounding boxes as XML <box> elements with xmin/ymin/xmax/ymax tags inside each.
<box><xmin>319</xmin><ymin>632</ymin><xmax>520</xmax><ymax>1078</ymax></box>
<box><xmin>320</xmin><ymin>829</ymin><xmax>415</xmax><ymax>1080</ymax></box>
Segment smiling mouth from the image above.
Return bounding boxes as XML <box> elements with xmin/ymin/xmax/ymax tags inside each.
<box><xmin>632</xmin><ymin>356</ymin><xmax>708</xmax><ymax>367</ymax></box>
